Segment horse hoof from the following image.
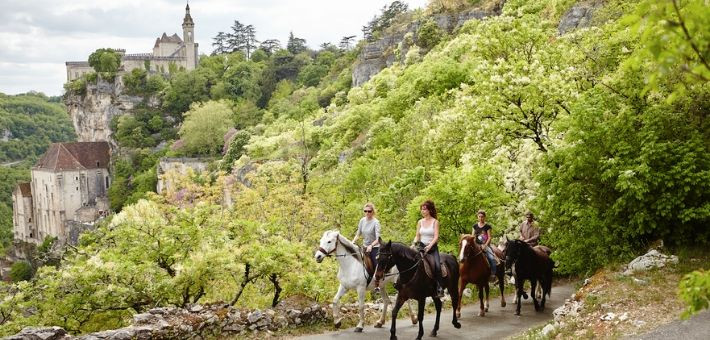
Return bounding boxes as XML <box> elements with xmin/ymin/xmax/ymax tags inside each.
<box><xmin>390</xmin><ymin>336</ymin><xmax>397</xmax><ymax>340</ymax></box>
<box><xmin>515</xmin><ymin>311</ymin><xmax>521</xmax><ymax>316</ymax></box>
<box><xmin>429</xmin><ymin>330</ymin><xmax>437</xmax><ymax>337</ymax></box>
<box><xmin>334</xmin><ymin>320</ymin><xmax>342</xmax><ymax>329</ymax></box>
<box><xmin>411</xmin><ymin>317</ymin><xmax>418</xmax><ymax>325</ymax></box>
<box><xmin>479</xmin><ymin>311</ymin><xmax>484</xmax><ymax>317</ymax></box>
<box><xmin>354</xmin><ymin>327</ymin><xmax>363</xmax><ymax>333</ymax></box>
<box><xmin>453</xmin><ymin>321</ymin><xmax>461</xmax><ymax>329</ymax></box>
<box><xmin>485</xmin><ymin>306</ymin><xmax>489</xmax><ymax>312</ymax></box>
<box><xmin>501</xmin><ymin>301</ymin><xmax>506</xmax><ymax>308</ymax></box>
<box><xmin>374</xmin><ymin>321</ymin><xmax>383</xmax><ymax>328</ymax></box>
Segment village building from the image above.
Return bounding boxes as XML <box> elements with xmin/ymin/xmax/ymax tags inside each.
<box><xmin>12</xmin><ymin>142</ymin><xmax>111</xmax><ymax>245</ymax></box>
<box><xmin>65</xmin><ymin>4</ymin><xmax>199</xmax><ymax>82</ymax></box>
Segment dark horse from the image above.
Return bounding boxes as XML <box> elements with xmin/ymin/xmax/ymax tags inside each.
<box><xmin>457</xmin><ymin>234</ymin><xmax>506</xmax><ymax>317</ymax></box>
<box><xmin>375</xmin><ymin>241</ymin><xmax>461</xmax><ymax>340</ymax></box>
<box><xmin>504</xmin><ymin>238</ymin><xmax>554</xmax><ymax>315</ymax></box>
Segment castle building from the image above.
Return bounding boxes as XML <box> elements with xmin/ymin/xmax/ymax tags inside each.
<box><xmin>65</xmin><ymin>4</ymin><xmax>199</xmax><ymax>82</ymax></box>
<box><xmin>12</xmin><ymin>142</ymin><xmax>111</xmax><ymax>245</ymax></box>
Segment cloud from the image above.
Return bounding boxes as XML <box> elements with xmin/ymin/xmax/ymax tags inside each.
<box><xmin>0</xmin><ymin>0</ymin><xmax>428</xmax><ymax>96</ymax></box>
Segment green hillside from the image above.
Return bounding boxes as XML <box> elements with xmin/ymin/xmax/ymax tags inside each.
<box><xmin>0</xmin><ymin>0</ymin><xmax>707</xmax><ymax>335</ymax></box>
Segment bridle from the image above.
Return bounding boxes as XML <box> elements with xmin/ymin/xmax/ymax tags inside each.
<box><xmin>459</xmin><ymin>240</ymin><xmax>485</xmax><ymax>262</ymax></box>
<box><xmin>376</xmin><ymin>250</ymin><xmax>423</xmax><ymax>278</ymax></box>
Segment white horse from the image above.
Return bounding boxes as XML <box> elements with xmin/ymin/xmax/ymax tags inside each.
<box><xmin>315</xmin><ymin>230</ymin><xmax>416</xmax><ymax>332</ymax></box>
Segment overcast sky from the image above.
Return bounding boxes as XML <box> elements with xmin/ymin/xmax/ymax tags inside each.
<box><xmin>0</xmin><ymin>0</ymin><xmax>428</xmax><ymax>96</ymax></box>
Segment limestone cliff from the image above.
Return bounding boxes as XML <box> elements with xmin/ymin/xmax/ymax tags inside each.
<box><xmin>352</xmin><ymin>6</ymin><xmax>502</xmax><ymax>87</ymax></box>
<box><xmin>64</xmin><ymin>78</ymin><xmax>159</xmax><ymax>149</ymax></box>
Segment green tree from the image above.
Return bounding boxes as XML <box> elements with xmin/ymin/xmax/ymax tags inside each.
<box><xmin>179</xmin><ymin>100</ymin><xmax>234</xmax><ymax>156</ymax></box>
<box><xmin>9</xmin><ymin>261</ymin><xmax>33</xmax><ymax>282</ymax></box>
<box><xmin>88</xmin><ymin>48</ymin><xmax>121</xmax><ymax>75</ymax></box>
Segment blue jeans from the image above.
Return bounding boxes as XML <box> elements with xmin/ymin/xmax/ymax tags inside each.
<box><xmin>484</xmin><ymin>247</ymin><xmax>497</xmax><ymax>275</ymax></box>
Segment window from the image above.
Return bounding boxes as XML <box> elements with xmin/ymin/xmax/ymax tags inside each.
<box><xmin>75</xmin><ymin>176</ymin><xmax>78</xmax><ymax>181</ymax></box>
<box><xmin>105</xmin><ymin>176</ymin><xmax>109</xmax><ymax>189</ymax></box>
<box><xmin>29</xmin><ymin>217</ymin><xmax>32</xmax><ymax>222</ymax></box>
<box><xmin>96</xmin><ymin>161</ymin><xmax>100</xmax><ymax>167</ymax></box>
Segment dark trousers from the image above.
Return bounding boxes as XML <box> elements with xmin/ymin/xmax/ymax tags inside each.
<box><xmin>418</xmin><ymin>242</ymin><xmax>444</xmax><ymax>289</ymax></box>
<box><xmin>367</xmin><ymin>246</ymin><xmax>379</xmax><ymax>269</ymax></box>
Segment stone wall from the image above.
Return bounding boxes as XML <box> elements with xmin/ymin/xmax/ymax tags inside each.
<box><xmin>156</xmin><ymin>158</ymin><xmax>210</xmax><ymax>194</ymax></box>
<box><xmin>6</xmin><ymin>303</ymin><xmax>329</xmax><ymax>340</ymax></box>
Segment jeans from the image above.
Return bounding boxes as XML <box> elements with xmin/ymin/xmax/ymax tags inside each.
<box><xmin>367</xmin><ymin>246</ymin><xmax>379</xmax><ymax>270</ymax></box>
<box><xmin>484</xmin><ymin>246</ymin><xmax>497</xmax><ymax>275</ymax></box>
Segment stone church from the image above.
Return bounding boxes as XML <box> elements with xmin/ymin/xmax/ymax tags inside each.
<box><xmin>65</xmin><ymin>4</ymin><xmax>199</xmax><ymax>82</ymax></box>
<box><xmin>12</xmin><ymin>142</ymin><xmax>111</xmax><ymax>245</ymax></box>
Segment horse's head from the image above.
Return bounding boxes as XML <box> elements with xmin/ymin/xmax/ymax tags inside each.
<box><xmin>504</xmin><ymin>237</ymin><xmax>524</xmax><ymax>272</ymax></box>
<box><xmin>458</xmin><ymin>234</ymin><xmax>481</xmax><ymax>263</ymax></box>
<box><xmin>375</xmin><ymin>240</ymin><xmax>394</xmax><ymax>281</ymax></box>
<box><xmin>314</xmin><ymin>230</ymin><xmax>339</xmax><ymax>263</ymax></box>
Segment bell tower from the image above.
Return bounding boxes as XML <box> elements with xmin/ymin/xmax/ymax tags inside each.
<box><xmin>182</xmin><ymin>3</ymin><xmax>197</xmax><ymax>70</ymax></box>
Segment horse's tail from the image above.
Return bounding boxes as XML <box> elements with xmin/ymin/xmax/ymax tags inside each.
<box><xmin>546</xmin><ymin>259</ymin><xmax>555</xmax><ymax>297</ymax></box>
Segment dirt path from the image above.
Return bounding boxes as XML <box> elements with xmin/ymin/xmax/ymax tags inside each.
<box><xmin>291</xmin><ymin>283</ymin><xmax>574</xmax><ymax>339</ymax></box>
<box><xmin>628</xmin><ymin>310</ymin><xmax>710</xmax><ymax>340</ymax></box>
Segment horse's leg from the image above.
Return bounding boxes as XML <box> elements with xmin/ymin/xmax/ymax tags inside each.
<box><xmin>484</xmin><ymin>282</ymin><xmax>490</xmax><ymax>313</ymax></box>
<box><xmin>540</xmin><ymin>279</ymin><xmax>547</xmax><ymax>310</ymax></box>
<box><xmin>389</xmin><ymin>293</ymin><xmax>406</xmax><ymax>340</ymax></box>
<box><xmin>416</xmin><ymin>298</ymin><xmax>425</xmax><ymax>340</ymax></box>
<box><xmin>531</xmin><ymin>279</ymin><xmax>540</xmax><ymax>312</ymax></box>
<box><xmin>375</xmin><ymin>285</ymin><xmax>388</xmax><ymax>328</ymax></box>
<box><xmin>431</xmin><ymin>297</ymin><xmax>442</xmax><ymax>337</ymax></box>
<box><xmin>456</xmin><ymin>278</ymin><xmax>465</xmax><ymax>319</ymax></box>
<box><xmin>499</xmin><ymin>270</ymin><xmax>506</xmax><ymax>307</ymax></box>
<box><xmin>515</xmin><ymin>278</ymin><xmax>523</xmax><ymax>316</ymax></box>
<box><xmin>332</xmin><ymin>284</ymin><xmax>347</xmax><ymax>328</ymax></box>
<box><xmin>449</xmin><ymin>276</ymin><xmax>461</xmax><ymax>329</ymax></box>
<box><xmin>407</xmin><ymin>299</ymin><xmax>418</xmax><ymax>324</ymax></box>
<box><xmin>354</xmin><ymin>285</ymin><xmax>366</xmax><ymax>332</ymax></box>
<box><xmin>477</xmin><ymin>283</ymin><xmax>485</xmax><ymax>317</ymax></box>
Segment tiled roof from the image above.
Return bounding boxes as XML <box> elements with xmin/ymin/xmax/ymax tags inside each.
<box><xmin>35</xmin><ymin>142</ymin><xmax>110</xmax><ymax>171</ymax></box>
<box><xmin>158</xmin><ymin>32</ymin><xmax>183</xmax><ymax>44</ymax></box>
<box><xmin>16</xmin><ymin>182</ymin><xmax>32</xmax><ymax>197</ymax></box>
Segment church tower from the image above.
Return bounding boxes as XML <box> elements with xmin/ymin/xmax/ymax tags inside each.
<box><xmin>182</xmin><ymin>3</ymin><xmax>197</xmax><ymax>70</ymax></box>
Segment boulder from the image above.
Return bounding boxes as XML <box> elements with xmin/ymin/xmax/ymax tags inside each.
<box><xmin>558</xmin><ymin>1</ymin><xmax>603</xmax><ymax>35</ymax></box>
<box><xmin>5</xmin><ymin>327</ymin><xmax>69</xmax><ymax>340</ymax></box>
<box><xmin>623</xmin><ymin>249</ymin><xmax>678</xmax><ymax>275</ymax></box>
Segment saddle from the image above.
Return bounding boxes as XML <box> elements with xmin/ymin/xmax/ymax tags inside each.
<box><xmin>363</xmin><ymin>251</ymin><xmax>375</xmax><ymax>277</ymax></box>
<box><xmin>422</xmin><ymin>253</ymin><xmax>448</xmax><ymax>279</ymax></box>
<box><xmin>534</xmin><ymin>245</ymin><xmax>552</xmax><ymax>256</ymax></box>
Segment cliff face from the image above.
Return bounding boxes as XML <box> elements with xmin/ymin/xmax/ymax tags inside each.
<box><xmin>64</xmin><ymin>78</ymin><xmax>159</xmax><ymax>149</ymax></box>
<box><xmin>352</xmin><ymin>6</ymin><xmax>502</xmax><ymax>87</ymax></box>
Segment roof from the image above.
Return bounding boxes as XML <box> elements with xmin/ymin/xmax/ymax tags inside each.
<box><xmin>16</xmin><ymin>182</ymin><xmax>32</xmax><ymax>197</ymax></box>
<box><xmin>35</xmin><ymin>142</ymin><xmax>110</xmax><ymax>171</ymax></box>
<box><xmin>158</xmin><ymin>32</ymin><xmax>183</xmax><ymax>44</ymax></box>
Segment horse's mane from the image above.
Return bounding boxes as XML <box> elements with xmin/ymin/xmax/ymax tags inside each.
<box><xmin>389</xmin><ymin>242</ymin><xmax>420</xmax><ymax>262</ymax></box>
<box><xmin>328</xmin><ymin>230</ymin><xmax>362</xmax><ymax>261</ymax></box>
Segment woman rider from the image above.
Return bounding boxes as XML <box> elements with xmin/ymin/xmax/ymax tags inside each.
<box><xmin>473</xmin><ymin>209</ymin><xmax>500</xmax><ymax>280</ymax></box>
<box><xmin>352</xmin><ymin>202</ymin><xmax>381</xmax><ymax>287</ymax></box>
<box><xmin>413</xmin><ymin>200</ymin><xmax>445</xmax><ymax>297</ymax></box>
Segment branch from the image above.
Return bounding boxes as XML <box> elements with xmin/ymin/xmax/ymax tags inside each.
<box><xmin>672</xmin><ymin>0</ymin><xmax>710</xmax><ymax>73</ymax></box>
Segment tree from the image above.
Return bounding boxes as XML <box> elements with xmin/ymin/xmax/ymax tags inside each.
<box><xmin>178</xmin><ymin>100</ymin><xmax>234</xmax><ymax>156</ymax></box>
<box><xmin>87</xmin><ymin>48</ymin><xmax>121</xmax><ymax>77</ymax></box>
<box><xmin>339</xmin><ymin>35</ymin><xmax>356</xmax><ymax>51</ymax></box>
<box><xmin>259</xmin><ymin>39</ymin><xmax>281</xmax><ymax>55</ymax></box>
<box><xmin>9</xmin><ymin>262</ymin><xmax>32</xmax><ymax>282</ymax></box>
<box><xmin>286</xmin><ymin>32</ymin><xmax>307</xmax><ymax>54</ymax></box>
<box><xmin>211</xmin><ymin>31</ymin><xmax>229</xmax><ymax>55</ymax></box>
<box><xmin>243</xmin><ymin>24</ymin><xmax>259</xmax><ymax>59</ymax></box>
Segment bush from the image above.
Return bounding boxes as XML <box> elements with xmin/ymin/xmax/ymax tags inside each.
<box><xmin>416</xmin><ymin>18</ymin><xmax>443</xmax><ymax>49</ymax></box>
<box><xmin>9</xmin><ymin>261</ymin><xmax>33</xmax><ymax>282</ymax></box>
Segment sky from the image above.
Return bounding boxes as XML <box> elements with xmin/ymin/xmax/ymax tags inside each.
<box><xmin>0</xmin><ymin>0</ymin><xmax>428</xmax><ymax>96</ymax></box>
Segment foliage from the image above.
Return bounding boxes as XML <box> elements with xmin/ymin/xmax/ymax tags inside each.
<box><xmin>363</xmin><ymin>1</ymin><xmax>409</xmax><ymax>41</ymax></box>
<box><xmin>87</xmin><ymin>48</ymin><xmax>122</xmax><ymax>81</ymax></box>
<box><xmin>179</xmin><ymin>101</ymin><xmax>234</xmax><ymax>156</ymax></box>
<box><xmin>9</xmin><ymin>261</ymin><xmax>33</xmax><ymax>282</ymax></box>
<box><xmin>222</xmin><ymin>130</ymin><xmax>251</xmax><ymax>172</ymax></box>
<box><xmin>122</xmin><ymin>69</ymin><xmax>166</xmax><ymax>96</ymax></box>
<box><xmin>416</xmin><ymin>18</ymin><xmax>443</xmax><ymax>50</ymax></box>
<box><xmin>679</xmin><ymin>270</ymin><xmax>710</xmax><ymax>318</ymax></box>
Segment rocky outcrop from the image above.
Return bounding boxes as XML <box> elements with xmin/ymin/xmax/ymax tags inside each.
<box><xmin>64</xmin><ymin>78</ymin><xmax>159</xmax><ymax>150</ymax></box>
<box><xmin>156</xmin><ymin>157</ymin><xmax>210</xmax><ymax>194</ymax></box>
<box><xmin>623</xmin><ymin>249</ymin><xmax>679</xmax><ymax>275</ymax></box>
<box><xmin>1</xmin><ymin>129</ymin><xmax>12</xmax><ymax>142</ymax></box>
<box><xmin>558</xmin><ymin>1</ymin><xmax>603</xmax><ymax>35</ymax></box>
<box><xmin>353</xmin><ymin>6</ymin><xmax>501</xmax><ymax>87</ymax></box>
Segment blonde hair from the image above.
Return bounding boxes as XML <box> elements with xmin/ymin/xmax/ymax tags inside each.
<box><xmin>363</xmin><ymin>202</ymin><xmax>376</xmax><ymax>215</ymax></box>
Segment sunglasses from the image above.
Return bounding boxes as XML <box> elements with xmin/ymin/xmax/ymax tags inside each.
<box><xmin>364</xmin><ymin>210</ymin><xmax>373</xmax><ymax>213</ymax></box>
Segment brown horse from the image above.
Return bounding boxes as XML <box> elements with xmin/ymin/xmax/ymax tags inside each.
<box><xmin>375</xmin><ymin>241</ymin><xmax>461</xmax><ymax>340</ymax></box>
<box><xmin>457</xmin><ymin>234</ymin><xmax>506</xmax><ymax>317</ymax></box>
